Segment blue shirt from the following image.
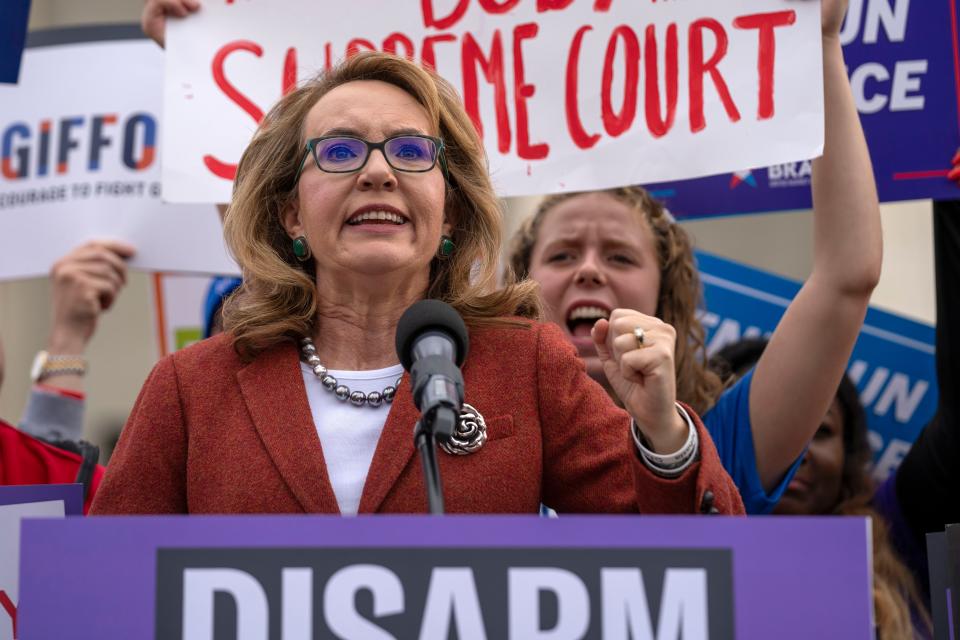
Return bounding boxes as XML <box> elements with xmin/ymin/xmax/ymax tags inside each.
<box><xmin>703</xmin><ymin>369</ymin><xmax>802</xmax><ymax>514</ymax></box>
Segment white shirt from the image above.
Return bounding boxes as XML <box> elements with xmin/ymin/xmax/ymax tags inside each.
<box><xmin>299</xmin><ymin>362</ymin><xmax>404</xmax><ymax>515</ymax></box>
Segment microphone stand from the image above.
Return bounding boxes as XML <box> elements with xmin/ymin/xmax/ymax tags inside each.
<box><xmin>414</xmin><ymin>405</ymin><xmax>457</xmax><ymax>515</ymax></box>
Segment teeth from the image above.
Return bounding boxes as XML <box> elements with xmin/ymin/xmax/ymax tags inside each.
<box><xmin>348</xmin><ymin>210</ymin><xmax>406</xmax><ymax>225</ymax></box>
<box><xmin>568</xmin><ymin>306</ymin><xmax>610</xmax><ymax>322</ymax></box>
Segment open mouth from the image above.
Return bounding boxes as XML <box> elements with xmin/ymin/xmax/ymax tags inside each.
<box><xmin>565</xmin><ymin>303</ymin><xmax>611</xmax><ymax>338</ymax></box>
<box><xmin>346</xmin><ymin>209</ymin><xmax>408</xmax><ymax>226</ymax></box>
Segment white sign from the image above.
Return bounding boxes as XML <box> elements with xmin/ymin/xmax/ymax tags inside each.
<box><xmin>163</xmin><ymin>0</ymin><xmax>824</xmax><ymax>203</ymax></box>
<box><xmin>0</xmin><ymin>36</ymin><xmax>237</xmax><ymax>280</ymax></box>
<box><xmin>0</xmin><ymin>500</ymin><xmax>64</xmax><ymax>640</ymax></box>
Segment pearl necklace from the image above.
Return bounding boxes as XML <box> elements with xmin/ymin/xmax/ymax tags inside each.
<box><xmin>299</xmin><ymin>337</ymin><xmax>401</xmax><ymax>408</ymax></box>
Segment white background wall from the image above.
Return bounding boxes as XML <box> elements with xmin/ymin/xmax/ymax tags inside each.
<box><xmin>0</xmin><ymin>1</ymin><xmax>937</xmax><ymax>458</ymax></box>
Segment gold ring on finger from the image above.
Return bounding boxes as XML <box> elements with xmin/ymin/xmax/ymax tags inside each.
<box><xmin>633</xmin><ymin>326</ymin><xmax>647</xmax><ymax>349</ymax></box>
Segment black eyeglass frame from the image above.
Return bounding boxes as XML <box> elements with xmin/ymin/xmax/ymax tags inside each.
<box><xmin>293</xmin><ymin>134</ymin><xmax>448</xmax><ymax>185</ymax></box>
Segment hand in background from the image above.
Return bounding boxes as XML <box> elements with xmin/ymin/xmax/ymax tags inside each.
<box><xmin>47</xmin><ymin>240</ymin><xmax>136</xmax><ymax>356</ymax></box>
<box><xmin>820</xmin><ymin>0</ymin><xmax>849</xmax><ymax>40</ymax></box>
<box><xmin>142</xmin><ymin>0</ymin><xmax>201</xmax><ymax>48</ymax></box>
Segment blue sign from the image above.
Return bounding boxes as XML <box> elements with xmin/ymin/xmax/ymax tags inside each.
<box><xmin>650</xmin><ymin>0</ymin><xmax>960</xmax><ymax>219</ymax></box>
<box><xmin>697</xmin><ymin>250</ymin><xmax>938</xmax><ymax>482</ymax></box>
<box><xmin>0</xmin><ymin>0</ymin><xmax>30</xmax><ymax>84</ymax></box>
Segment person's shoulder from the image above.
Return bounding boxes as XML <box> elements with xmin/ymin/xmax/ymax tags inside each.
<box><xmin>167</xmin><ymin>331</ymin><xmax>242</xmax><ymax>375</ymax></box>
<box><xmin>706</xmin><ymin>367</ymin><xmax>755</xmax><ymax>423</ymax></box>
<box><xmin>467</xmin><ymin>317</ymin><xmax>553</xmax><ymax>343</ymax></box>
<box><xmin>467</xmin><ymin>318</ymin><xmax>575</xmax><ymax>359</ymax></box>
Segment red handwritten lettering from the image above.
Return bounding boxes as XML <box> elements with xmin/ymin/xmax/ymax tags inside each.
<box><xmin>324</xmin><ymin>43</ymin><xmax>333</xmax><ymax>72</ymax></box>
<box><xmin>593</xmin><ymin>0</ymin><xmax>612</xmax><ymax>11</ymax></box>
<box><xmin>537</xmin><ymin>0</ymin><xmax>574</xmax><ymax>11</ymax></box>
<box><xmin>202</xmin><ymin>155</ymin><xmax>237</xmax><ymax>180</ymax></box>
<box><xmin>384</xmin><ymin>32</ymin><xmax>416</xmax><ymax>59</ymax></box>
<box><xmin>212</xmin><ymin>40</ymin><xmax>265</xmax><ymax>124</ymax></box>
<box><xmin>422</xmin><ymin>33</ymin><xmax>457</xmax><ymax>70</ymax></box>
<box><xmin>513</xmin><ymin>22</ymin><xmax>549</xmax><ymax>159</ymax></box>
<box><xmin>479</xmin><ymin>0</ymin><xmax>520</xmax><ymax>12</ymax></box>
<box><xmin>565</xmin><ymin>25</ymin><xmax>600</xmax><ymax>149</ymax></box>
<box><xmin>644</xmin><ymin>23</ymin><xmax>678</xmax><ymax>138</ymax></box>
<box><xmin>461</xmin><ymin>31</ymin><xmax>512</xmax><ymax>152</ymax></box>
<box><xmin>0</xmin><ymin>590</ymin><xmax>16</xmax><ymax>639</ymax></box>
<box><xmin>601</xmin><ymin>25</ymin><xmax>640</xmax><ymax>137</ymax></box>
<box><xmin>688</xmin><ymin>18</ymin><xmax>741</xmax><ymax>133</ymax></box>
<box><xmin>733</xmin><ymin>10</ymin><xmax>796</xmax><ymax>120</ymax></box>
<box><xmin>282</xmin><ymin>47</ymin><xmax>297</xmax><ymax>96</ymax></box>
<box><xmin>421</xmin><ymin>0</ymin><xmax>469</xmax><ymax>30</ymax></box>
<box><xmin>346</xmin><ymin>38</ymin><xmax>377</xmax><ymax>58</ymax></box>
<box><xmin>208</xmin><ymin>40</ymin><xmax>266</xmax><ymax>181</ymax></box>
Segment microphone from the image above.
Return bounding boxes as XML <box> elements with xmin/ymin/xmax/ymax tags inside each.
<box><xmin>395</xmin><ymin>299</ymin><xmax>469</xmax><ymax>443</ymax></box>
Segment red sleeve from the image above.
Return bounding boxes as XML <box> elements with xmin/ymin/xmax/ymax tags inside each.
<box><xmin>0</xmin><ymin>420</ymin><xmax>105</xmax><ymax>514</ymax></box>
<box><xmin>535</xmin><ymin>322</ymin><xmax>744</xmax><ymax>515</ymax></box>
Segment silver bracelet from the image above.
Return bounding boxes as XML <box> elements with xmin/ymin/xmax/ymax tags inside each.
<box><xmin>632</xmin><ymin>403</ymin><xmax>700</xmax><ymax>478</ymax></box>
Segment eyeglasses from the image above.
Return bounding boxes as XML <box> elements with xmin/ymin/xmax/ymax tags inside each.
<box><xmin>294</xmin><ymin>134</ymin><xmax>446</xmax><ymax>184</ymax></box>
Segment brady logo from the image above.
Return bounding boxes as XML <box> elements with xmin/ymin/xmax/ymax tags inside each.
<box><xmin>766</xmin><ymin>160</ymin><xmax>812</xmax><ymax>188</ymax></box>
<box><xmin>728</xmin><ymin>170</ymin><xmax>757</xmax><ymax>189</ymax></box>
<box><xmin>156</xmin><ymin>547</ymin><xmax>734</xmax><ymax>639</ymax></box>
<box><xmin>1</xmin><ymin>112</ymin><xmax>157</xmax><ymax>180</ymax></box>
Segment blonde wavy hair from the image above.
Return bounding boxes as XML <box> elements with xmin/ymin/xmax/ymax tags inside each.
<box><xmin>506</xmin><ymin>186</ymin><xmax>722</xmax><ymax>414</ymax></box>
<box><xmin>222</xmin><ymin>52</ymin><xmax>541</xmax><ymax>360</ymax></box>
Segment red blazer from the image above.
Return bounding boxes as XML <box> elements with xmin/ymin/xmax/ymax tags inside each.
<box><xmin>91</xmin><ymin>321</ymin><xmax>743</xmax><ymax>515</ymax></box>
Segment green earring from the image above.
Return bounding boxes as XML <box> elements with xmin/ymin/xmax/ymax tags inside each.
<box><xmin>439</xmin><ymin>235</ymin><xmax>455</xmax><ymax>258</ymax></box>
<box><xmin>292</xmin><ymin>236</ymin><xmax>311</xmax><ymax>262</ymax></box>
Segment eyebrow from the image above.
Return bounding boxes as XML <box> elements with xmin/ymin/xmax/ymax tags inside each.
<box><xmin>542</xmin><ymin>234</ymin><xmax>643</xmax><ymax>253</ymax></box>
<box><xmin>317</xmin><ymin>126</ymin><xmax>427</xmax><ymax>138</ymax></box>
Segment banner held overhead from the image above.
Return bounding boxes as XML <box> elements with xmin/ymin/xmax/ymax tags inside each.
<box><xmin>163</xmin><ymin>0</ymin><xmax>824</xmax><ymax>203</ymax></box>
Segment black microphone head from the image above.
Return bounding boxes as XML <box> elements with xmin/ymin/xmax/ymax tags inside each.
<box><xmin>395</xmin><ymin>299</ymin><xmax>469</xmax><ymax>371</ymax></box>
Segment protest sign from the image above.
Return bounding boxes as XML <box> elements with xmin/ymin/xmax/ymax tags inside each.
<box><xmin>164</xmin><ymin>0</ymin><xmax>824</xmax><ymax>203</ymax></box>
<box><xmin>0</xmin><ymin>27</ymin><xmax>237</xmax><ymax>280</ymax></box>
<box><xmin>697</xmin><ymin>250</ymin><xmax>937</xmax><ymax>482</ymax></box>
<box><xmin>0</xmin><ymin>484</ymin><xmax>80</xmax><ymax>640</ymax></box>
<box><xmin>649</xmin><ymin>0</ymin><xmax>960</xmax><ymax>219</ymax></box>
<box><xmin>0</xmin><ymin>0</ymin><xmax>30</xmax><ymax>84</ymax></box>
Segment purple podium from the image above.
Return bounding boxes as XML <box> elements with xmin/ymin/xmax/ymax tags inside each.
<box><xmin>18</xmin><ymin>515</ymin><xmax>873</xmax><ymax>639</ymax></box>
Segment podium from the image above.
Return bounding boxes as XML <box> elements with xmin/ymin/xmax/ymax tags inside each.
<box><xmin>17</xmin><ymin>515</ymin><xmax>873</xmax><ymax>639</ymax></box>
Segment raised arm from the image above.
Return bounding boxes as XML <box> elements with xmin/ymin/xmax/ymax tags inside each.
<box><xmin>20</xmin><ymin>240</ymin><xmax>134</xmax><ymax>441</ymax></box>
<box><xmin>749</xmin><ymin>0</ymin><xmax>883</xmax><ymax>490</ymax></box>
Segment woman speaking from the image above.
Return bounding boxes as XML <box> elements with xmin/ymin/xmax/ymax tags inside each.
<box><xmin>91</xmin><ymin>52</ymin><xmax>741</xmax><ymax>516</ymax></box>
